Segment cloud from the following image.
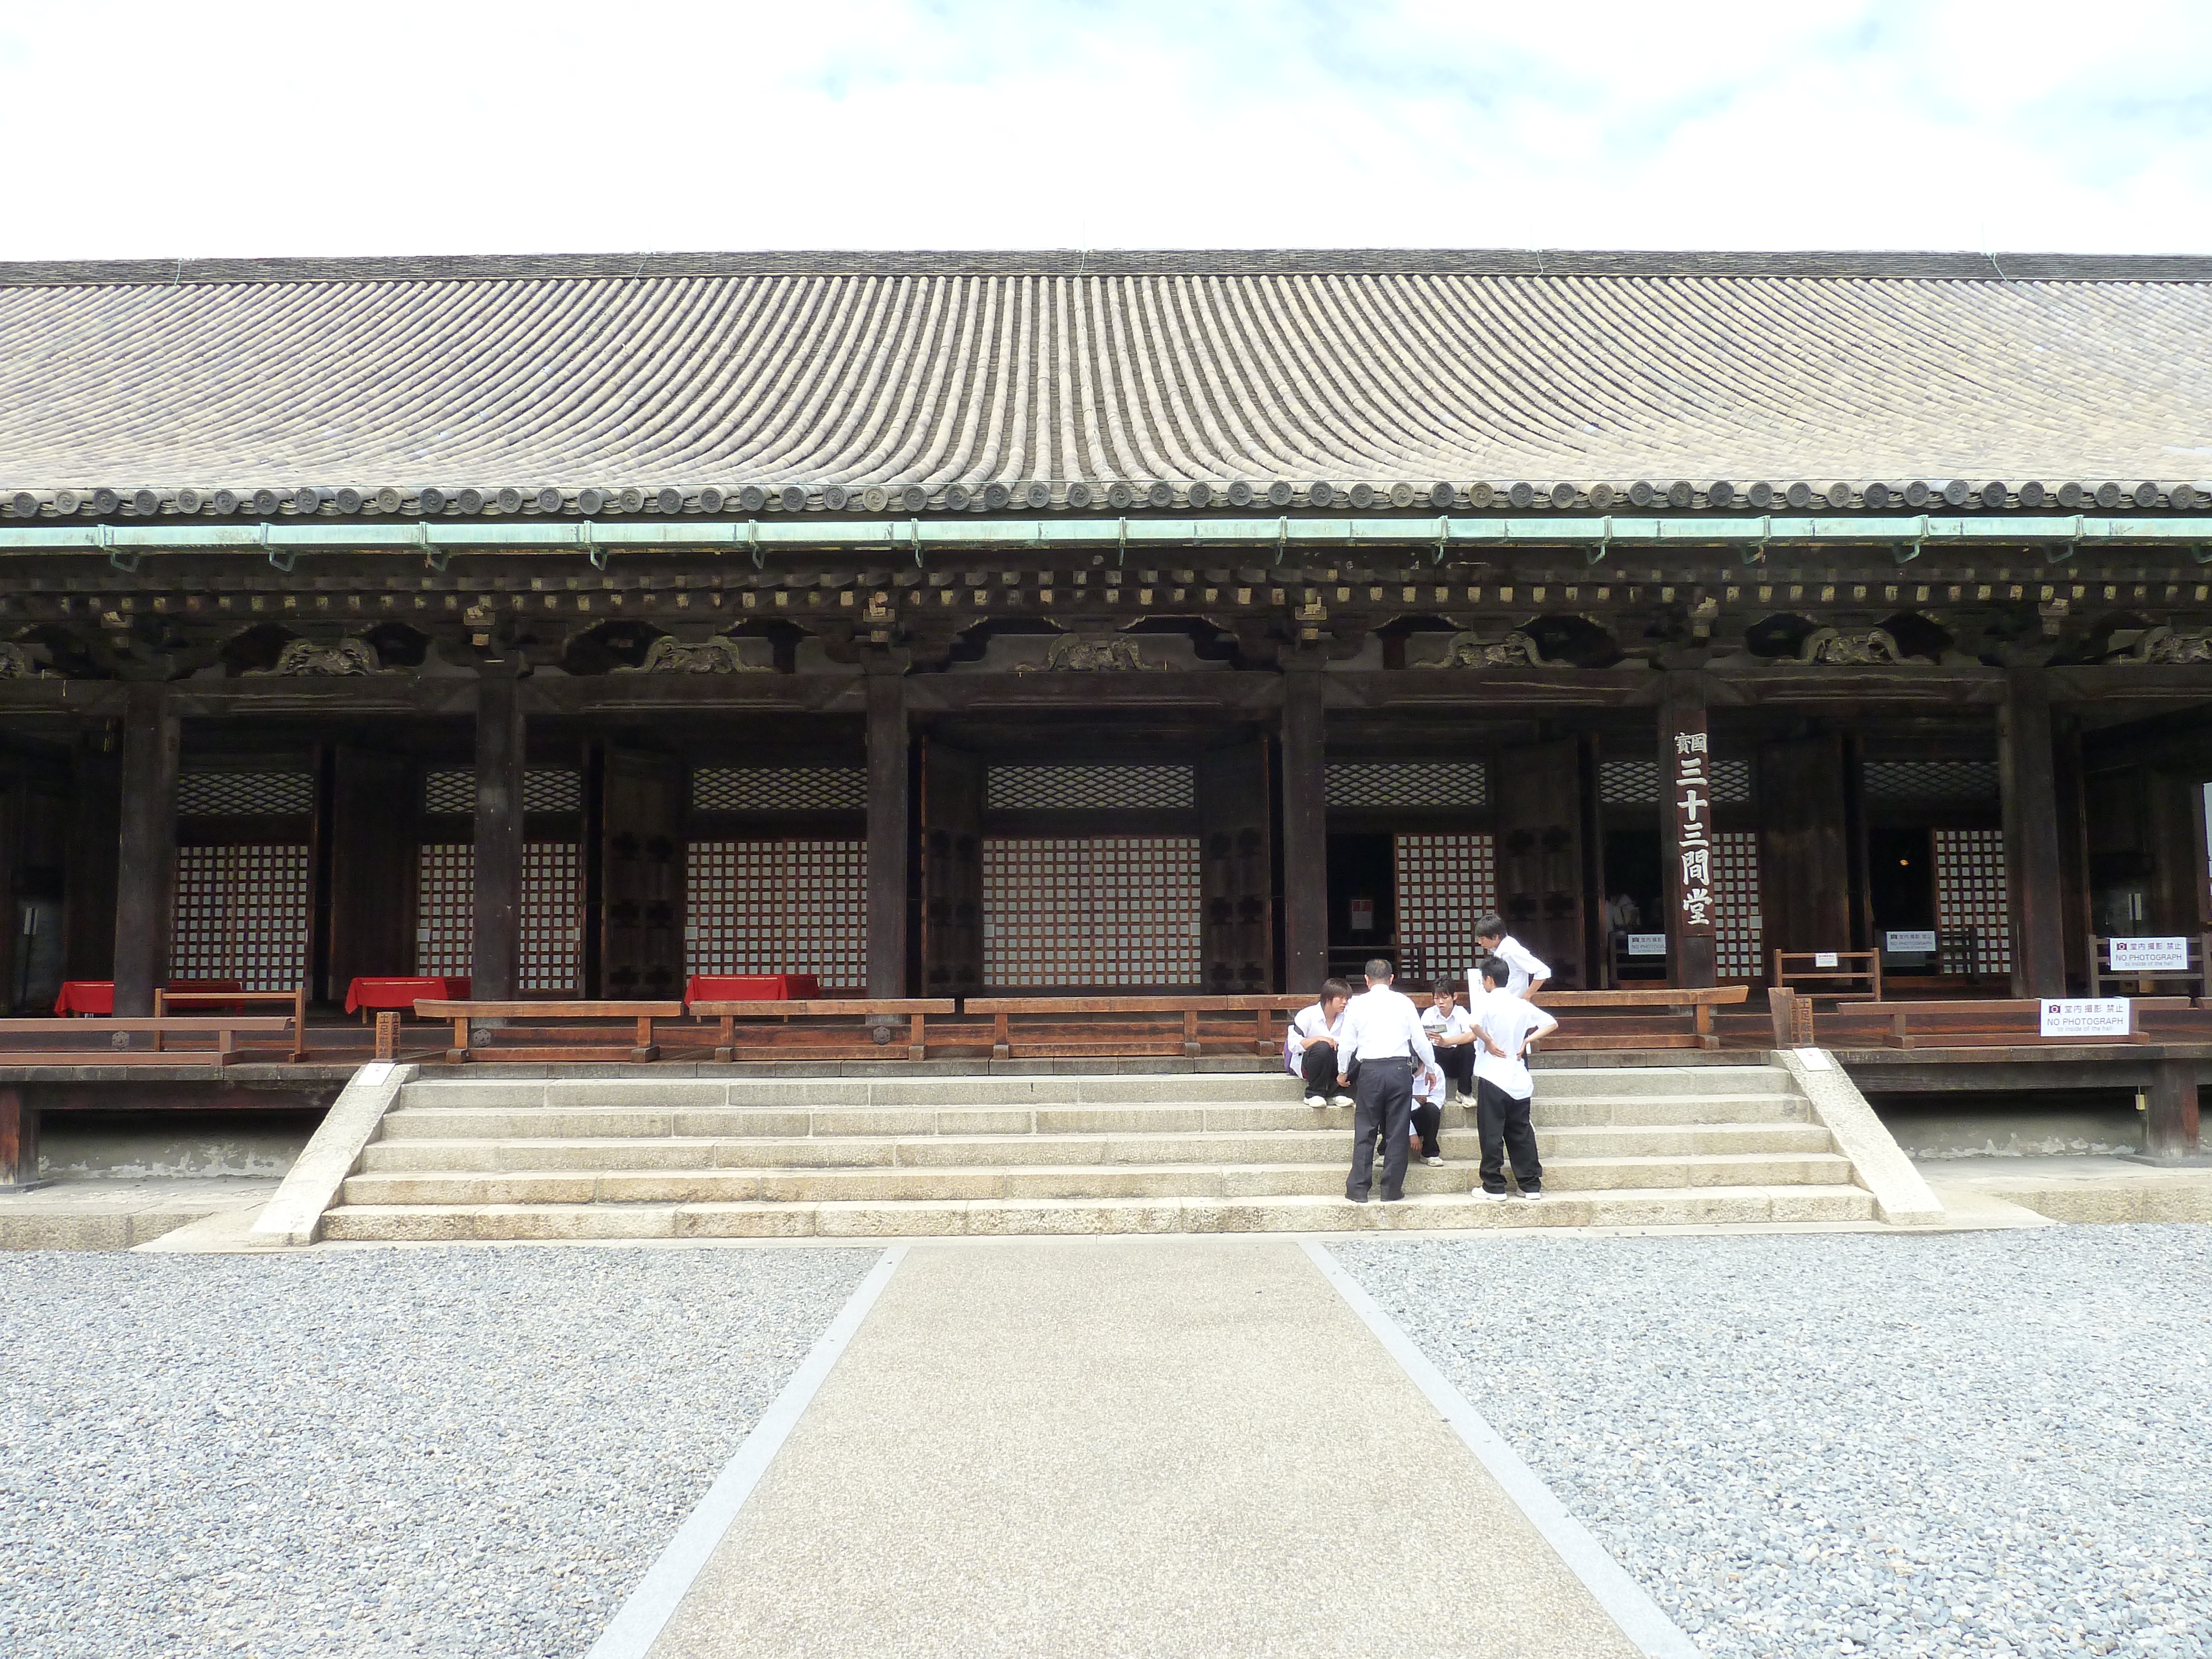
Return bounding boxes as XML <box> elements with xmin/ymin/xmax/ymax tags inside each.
<box><xmin>0</xmin><ymin>0</ymin><xmax>2207</xmax><ymax>258</ymax></box>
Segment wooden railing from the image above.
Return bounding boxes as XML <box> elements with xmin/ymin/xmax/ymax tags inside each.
<box><xmin>1790</xmin><ymin>995</ymin><xmax>2199</xmax><ymax>1050</ymax></box>
<box><xmin>1770</xmin><ymin>950</ymin><xmax>1881</xmax><ymax>1004</ymax></box>
<box><xmin>155</xmin><ymin>987</ymin><xmax>308</xmax><ymax>1062</ymax></box>
<box><xmin>689</xmin><ymin>999</ymin><xmax>957</xmax><ymax>1062</ymax></box>
<box><xmin>414</xmin><ymin>1000</ymin><xmax>685</xmax><ymax>1063</ymax></box>
<box><xmin>963</xmin><ymin>995</ymin><xmax>1312</xmax><ymax>1060</ymax></box>
<box><xmin>0</xmin><ymin>1016</ymin><xmax>299</xmax><ymax>1067</ymax></box>
<box><xmin>1530</xmin><ymin>986</ymin><xmax>1749</xmax><ymax>1051</ymax></box>
<box><xmin>2089</xmin><ymin>935</ymin><xmax>2212</xmax><ymax>999</ymax></box>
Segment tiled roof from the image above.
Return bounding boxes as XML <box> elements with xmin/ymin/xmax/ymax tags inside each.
<box><xmin>1</xmin><ymin>250</ymin><xmax>2209</xmax><ymax>504</ymax></box>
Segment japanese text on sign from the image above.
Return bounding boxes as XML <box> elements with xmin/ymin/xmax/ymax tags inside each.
<box><xmin>2039</xmin><ymin>999</ymin><xmax>2131</xmax><ymax>1039</ymax></box>
<box><xmin>2109</xmin><ymin>937</ymin><xmax>2189</xmax><ymax>973</ymax></box>
<box><xmin>1672</xmin><ymin>724</ymin><xmax>1714</xmax><ymax>934</ymax></box>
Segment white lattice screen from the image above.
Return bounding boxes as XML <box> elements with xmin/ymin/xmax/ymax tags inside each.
<box><xmin>423</xmin><ymin>769</ymin><xmax>583</xmax><ymax>814</ymax></box>
<box><xmin>1712</xmin><ymin>831</ymin><xmax>1763</xmax><ymax>981</ymax></box>
<box><xmin>1600</xmin><ymin>759</ymin><xmax>1751</xmax><ymax>804</ymax></box>
<box><xmin>1392</xmin><ymin>834</ymin><xmax>1498</xmax><ymax>979</ymax></box>
<box><xmin>1935</xmin><ymin>828</ymin><xmax>2011</xmax><ymax>975</ymax></box>
<box><xmin>987</xmin><ymin>766</ymin><xmax>1193</xmax><ymax>811</ymax></box>
<box><xmin>414</xmin><ymin>843</ymin><xmax>581</xmax><ymax>992</ymax></box>
<box><xmin>1864</xmin><ymin>761</ymin><xmax>2000</xmax><ymax>802</ymax></box>
<box><xmin>686</xmin><ymin>841</ymin><xmax>867</xmax><ymax>984</ymax></box>
<box><xmin>691</xmin><ymin>769</ymin><xmax>867</xmax><ymax>812</ymax></box>
<box><xmin>1329</xmin><ymin>763</ymin><xmax>1488</xmax><ymax>808</ymax></box>
<box><xmin>176</xmin><ymin>772</ymin><xmax>315</xmax><ymax>816</ymax></box>
<box><xmin>983</xmin><ymin>837</ymin><xmax>1202</xmax><ymax>987</ymax></box>
<box><xmin>170</xmin><ymin>846</ymin><xmax>310</xmax><ymax>989</ymax></box>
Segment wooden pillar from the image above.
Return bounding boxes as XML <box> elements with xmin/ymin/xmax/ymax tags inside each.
<box><xmin>471</xmin><ymin>675</ymin><xmax>525</xmax><ymax>1001</ymax></box>
<box><xmin>111</xmin><ymin>683</ymin><xmax>179</xmax><ymax>1018</ymax></box>
<box><xmin>2000</xmin><ymin>667</ymin><xmax>2067</xmax><ymax>997</ymax></box>
<box><xmin>63</xmin><ymin>736</ymin><xmax>122</xmax><ymax>984</ymax></box>
<box><xmin>1759</xmin><ymin>734</ymin><xmax>1851</xmax><ymax>959</ymax></box>
<box><xmin>1659</xmin><ymin>673</ymin><xmax>1716</xmax><ymax>989</ymax></box>
<box><xmin>0</xmin><ymin>1086</ymin><xmax>39</xmax><ymax>1190</ymax></box>
<box><xmin>2145</xmin><ymin>1058</ymin><xmax>2201</xmax><ymax>1160</ymax></box>
<box><xmin>1279</xmin><ymin>660</ymin><xmax>1328</xmax><ymax>993</ymax></box>
<box><xmin>2053</xmin><ymin>714</ymin><xmax>2093</xmax><ymax>993</ymax></box>
<box><xmin>864</xmin><ymin>665</ymin><xmax>909</xmax><ymax>997</ymax></box>
<box><xmin>328</xmin><ymin>749</ymin><xmax>419</xmax><ymax>998</ymax></box>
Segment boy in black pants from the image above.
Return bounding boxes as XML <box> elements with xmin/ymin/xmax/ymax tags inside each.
<box><xmin>1472</xmin><ymin>954</ymin><xmax>1557</xmax><ymax>1201</ymax></box>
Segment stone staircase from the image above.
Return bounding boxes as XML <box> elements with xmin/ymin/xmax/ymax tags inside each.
<box><xmin>320</xmin><ymin>1062</ymin><xmax>1885</xmax><ymax>1239</ymax></box>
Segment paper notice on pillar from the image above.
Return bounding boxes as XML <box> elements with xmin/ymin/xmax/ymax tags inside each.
<box><xmin>2039</xmin><ymin>999</ymin><xmax>2132</xmax><ymax>1039</ymax></box>
<box><xmin>2109</xmin><ymin>937</ymin><xmax>2190</xmax><ymax>972</ymax></box>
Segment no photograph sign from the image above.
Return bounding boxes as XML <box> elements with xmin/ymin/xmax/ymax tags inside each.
<box><xmin>2109</xmin><ymin>937</ymin><xmax>2189</xmax><ymax>972</ymax></box>
<box><xmin>2039</xmin><ymin>999</ymin><xmax>2131</xmax><ymax>1039</ymax></box>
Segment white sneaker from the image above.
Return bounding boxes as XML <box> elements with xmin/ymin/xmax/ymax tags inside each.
<box><xmin>1425</xmin><ymin>1155</ymin><xmax>1444</xmax><ymax>1167</ymax></box>
<box><xmin>1455</xmin><ymin>1092</ymin><xmax>1478</xmax><ymax>1107</ymax></box>
<box><xmin>1477</xmin><ymin>1188</ymin><xmax>1510</xmax><ymax>1202</ymax></box>
<box><xmin>1330</xmin><ymin>1094</ymin><xmax>1354</xmax><ymax>1109</ymax></box>
<box><xmin>1304</xmin><ymin>1094</ymin><xmax>1327</xmax><ymax>1108</ymax></box>
<box><xmin>1515</xmin><ymin>1189</ymin><xmax>1543</xmax><ymax>1202</ymax></box>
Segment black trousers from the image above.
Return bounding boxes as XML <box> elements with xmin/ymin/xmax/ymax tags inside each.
<box><xmin>1349</xmin><ymin>1056</ymin><xmax>1415</xmax><ymax>1200</ymax></box>
<box><xmin>1411</xmin><ymin>1100</ymin><xmax>1443</xmax><ymax>1159</ymax></box>
<box><xmin>1297</xmin><ymin>1043</ymin><xmax>1340</xmax><ymax>1095</ymax></box>
<box><xmin>1475</xmin><ymin>1077</ymin><xmax>1542</xmax><ymax>1193</ymax></box>
<box><xmin>1432</xmin><ymin>1044</ymin><xmax>1475</xmax><ymax>1096</ymax></box>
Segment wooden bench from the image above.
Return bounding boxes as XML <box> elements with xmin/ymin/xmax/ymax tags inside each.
<box><xmin>1530</xmin><ymin>986</ymin><xmax>1750</xmax><ymax>1051</ymax></box>
<box><xmin>0</xmin><ymin>1016</ymin><xmax>300</xmax><ymax>1067</ymax></box>
<box><xmin>963</xmin><ymin>995</ymin><xmax>1312</xmax><ymax>1060</ymax></box>
<box><xmin>414</xmin><ymin>1000</ymin><xmax>686</xmax><ymax>1063</ymax></box>
<box><xmin>1813</xmin><ymin>996</ymin><xmax>2197</xmax><ymax>1050</ymax></box>
<box><xmin>1771</xmin><ymin>950</ymin><xmax>1881</xmax><ymax>1004</ymax></box>
<box><xmin>689</xmin><ymin>999</ymin><xmax>958</xmax><ymax>1062</ymax></box>
<box><xmin>155</xmin><ymin>987</ymin><xmax>308</xmax><ymax>1062</ymax></box>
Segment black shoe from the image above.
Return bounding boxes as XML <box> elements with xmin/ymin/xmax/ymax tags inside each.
<box><xmin>1346</xmin><ymin>1190</ymin><xmax>1370</xmax><ymax>1204</ymax></box>
<box><xmin>1380</xmin><ymin>1191</ymin><xmax>1404</xmax><ymax>1203</ymax></box>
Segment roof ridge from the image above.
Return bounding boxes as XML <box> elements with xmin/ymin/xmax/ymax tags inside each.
<box><xmin>0</xmin><ymin>248</ymin><xmax>2209</xmax><ymax>287</ymax></box>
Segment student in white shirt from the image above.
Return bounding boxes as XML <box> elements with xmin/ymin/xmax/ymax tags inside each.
<box><xmin>1471</xmin><ymin>953</ymin><xmax>1557</xmax><ymax>1201</ymax></box>
<box><xmin>1419</xmin><ymin>984</ymin><xmax>1479</xmax><ymax>1106</ymax></box>
<box><xmin>1473</xmin><ymin>911</ymin><xmax>1551</xmax><ymax>998</ymax></box>
<box><xmin>1285</xmin><ymin>978</ymin><xmax>1353</xmax><ymax>1108</ymax></box>
<box><xmin>1334</xmin><ymin>958</ymin><xmax>1437</xmax><ymax>1204</ymax></box>
<box><xmin>1410</xmin><ymin>1057</ymin><xmax>1448</xmax><ymax>1167</ymax></box>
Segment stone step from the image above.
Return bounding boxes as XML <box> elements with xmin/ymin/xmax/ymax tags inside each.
<box><xmin>374</xmin><ymin>1092</ymin><xmax>1812</xmax><ymax>1145</ymax></box>
<box><xmin>342</xmin><ymin>1148</ymin><xmax>1851</xmax><ymax>1207</ymax></box>
<box><xmin>320</xmin><ymin>1182</ymin><xmax>1880</xmax><ymax>1241</ymax></box>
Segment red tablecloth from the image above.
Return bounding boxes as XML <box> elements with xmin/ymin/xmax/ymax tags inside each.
<box><xmin>685</xmin><ymin>974</ymin><xmax>823</xmax><ymax>1004</ymax></box>
<box><xmin>54</xmin><ymin>979</ymin><xmax>244</xmax><ymax>1016</ymax></box>
<box><xmin>345</xmin><ymin>976</ymin><xmax>472</xmax><ymax>1014</ymax></box>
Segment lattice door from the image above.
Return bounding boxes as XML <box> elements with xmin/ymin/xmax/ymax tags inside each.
<box><xmin>1935</xmin><ymin>828</ymin><xmax>2010</xmax><ymax>975</ymax></box>
<box><xmin>170</xmin><ymin>846</ymin><xmax>311</xmax><ymax>990</ymax></box>
<box><xmin>686</xmin><ymin>841</ymin><xmax>867</xmax><ymax>985</ymax></box>
<box><xmin>413</xmin><ymin>843</ymin><xmax>580</xmax><ymax>992</ymax></box>
<box><xmin>1494</xmin><ymin>739</ymin><xmax>1586</xmax><ymax>987</ymax></box>
<box><xmin>1393</xmin><ymin>834</ymin><xmax>1498</xmax><ymax>985</ymax></box>
<box><xmin>600</xmin><ymin>750</ymin><xmax>686</xmax><ymax>998</ymax></box>
<box><xmin>1712</xmin><ymin>832</ymin><xmax>1764</xmax><ymax>982</ymax></box>
<box><xmin>922</xmin><ymin>743</ymin><xmax>984</xmax><ymax>995</ymax></box>
<box><xmin>983</xmin><ymin>838</ymin><xmax>1203</xmax><ymax>988</ymax></box>
<box><xmin>1198</xmin><ymin>743</ymin><xmax>1272</xmax><ymax>992</ymax></box>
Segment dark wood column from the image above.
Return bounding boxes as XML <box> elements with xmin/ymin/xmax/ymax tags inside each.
<box><xmin>0</xmin><ymin>1086</ymin><xmax>37</xmax><ymax>1190</ymax></box>
<box><xmin>2000</xmin><ymin>667</ymin><xmax>2067</xmax><ymax>996</ymax></box>
<box><xmin>328</xmin><ymin>749</ymin><xmax>419</xmax><ymax>996</ymax></box>
<box><xmin>111</xmin><ymin>683</ymin><xmax>179</xmax><ymax>1017</ymax></box>
<box><xmin>471</xmin><ymin>674</ymin><xmax>525</xmax><ymax>1000</ymax></box>
<box><xmin>1759</xmin><ymin>734</ymin><xmax>1852</xmax><ymax>960</ymax></box>
<box><xmin>1279</xmin><ymin>660</ymin><xmax>1327</xmax><ymax>993</ymax></box>
<box><xmin>2146</xmin><ymin>1058</ymin><xmax>2201</xmax><ymax>1160</ymax></box>
<box><xmin>63</xmin><ymin>737</ymin><xmax>121</xmax><ymax>983</ymax></box>
<box><xmin>864</xmin><ymin>665</ymin><xmax>909</xmax><ymax>997</ymax></box>
<box><xmin>1658</xmin><ymin>673</ymin><xmax>1716</xmax><ymax>989</ymax></box>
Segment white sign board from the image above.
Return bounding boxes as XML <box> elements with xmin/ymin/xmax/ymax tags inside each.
<box><xmin>1884</xmin><ymin>930</ymin><xmax>1938</xmax><ymax>954</ymax></box>
<box><xmin>2039</xmin><ymin>999</ymin><xmax>2131</xmax><ymax>1039</ymax></box>
<box><xmin>2109</xmin><ymin>936</ymin><xmax>2189</xmax><ymax>972</ymax></box>
<box><xmin>1813</xmin><ymin>951</ymin><xmax>1839</xmax><ymax>968</ymax></box>
<box><xmin>1626</xmin><ymin>933</ymin><xmax>1668</xmax><ymax>957</ymax></box>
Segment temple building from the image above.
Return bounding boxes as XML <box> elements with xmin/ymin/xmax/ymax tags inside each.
<box><xmin>0</xmin><ymin>247</ymin><xmax>2208</xmax><ymax>1017</ymax></box>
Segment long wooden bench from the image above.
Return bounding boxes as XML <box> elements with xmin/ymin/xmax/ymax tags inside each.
<box><xmin>413</xmin><ymin>1000</ymin><xmax>686</xmax><ymax>1063</ymax></box>
<box><xmin>964</xmin><ymin>995</ymin><xmax>1312</xmax><ymax>1060</ymax></box>
<box><xmin>689</xmin><ymin>999</ymin><xmax>958</xmax><ymax>1062</ymax></box>
<box><xmin>154</xmin><ymin>987</ymin><xmax>308</xmax><ymax>1062</ymax></box>
<box><xmin>1530</xmin><ymin>985</ymin><xmax>1749</xmax><ymax>1051</ymax></box>
<box><xmin>0</xmin><ymin>1016</ymin><xmax>300</xmax><ymax>1067</ymax></box>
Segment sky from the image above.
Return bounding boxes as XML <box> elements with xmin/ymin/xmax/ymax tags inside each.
<box><xmin>2</xmin><ymin>0</ymin><xmax>2208</xmax><ymax>260</ymax></box>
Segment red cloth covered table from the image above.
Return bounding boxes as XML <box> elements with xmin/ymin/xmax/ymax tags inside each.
<box><xmin>685</xmin><ymin>974</ymin><xmax>823</xmax><ymax>1004</ymax></box>
<box><xmin>345</xmin><ymin>976</ymin><xmax>472</xmax><ymax>1015</ymax></box>
<box><xmin>54</xmin><ymin>979</ymin><xmax>242</xmax><ymax>1016</ymax></box>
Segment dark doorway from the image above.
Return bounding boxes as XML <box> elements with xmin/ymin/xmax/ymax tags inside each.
<box><xmin>1869</xmin><ymin>827</ymin><xmax>1936</xmax><ymax>932</ymax></box>
<box><xmin>1603</xmin><ymin>827</ymin><xmax>1666</xmax><ymax>981</ymax></box>
<box><xmin>1327</xmin><ymin>832</ymin><xmax>1394</xmax><ymax>978</ymax></box>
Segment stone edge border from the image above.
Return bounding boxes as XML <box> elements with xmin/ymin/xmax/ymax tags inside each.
<box><xmin>248</xmin><ymin>1062</ymin><xmax>416</xmax><ymax>1246</ymax></box>
<box><xmin>583</xmin><ymin>1244</ymin><xmax>907</xmax><ymax>1659</ymax></box>
<box><xmin>1773</xmin><ymin>1047</ymin><xmax>1947</xmax><ymax>1226</ymax></box>
<box><xmin>1301</xmin><ymin>1239</ymin><xmax>1701</xmax><ymax>1659</ymax></box>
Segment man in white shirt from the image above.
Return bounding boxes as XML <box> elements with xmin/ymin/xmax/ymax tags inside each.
<box><xmin>1285</xmin><ymin>978</ymin><xmax>1353</xmax><ymax>1108</ymax></box>
<box><xmin>1474</xmin><ymin>910</ymin><xmax>1551</xmax><ymax>998</ymax></box>
<box><xmin>1419</xmin><ymin>984</ymin><xmax>1479</xmax><ymax>1107</ymax></box>
<box><xmin>1471</xmin><ymin>953</ymin><xmax>1558</xmax><ymax>1201</ymax></box>
<box><xmin>1334</xmin><ymin>957</ymin><xmax>1437</xmax><ymax>1204</ymax></box>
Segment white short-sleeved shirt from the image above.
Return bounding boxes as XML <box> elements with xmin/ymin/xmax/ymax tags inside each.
<box><xmin>1412</xmin><ymin>1061</ymin><xmax>1447</xmax><ymax>1109</ymax></box>
<box><xmin>1474</xmin><ymin>996</ymin><xmax>1555</xmax><ymax>1100</ymax></box>
<box><xmin>1337</xmin><ymin>986</ymin><xmax>1438</xmax><ymax>1069</ymax></box>
<box><xmin>1421</xmin><ymin>1004</ymin><xmax>1477</xmax><ymax>1044</ymax></box>
<box><xmin>1488</xmin><ymin>935</ymin><xmax>1551</xmax><ymax>998</ymax></box>
<box><xmin>1284</xmin><ymin>1002</ymin><xmax>1343</xmax><ymax>1076</ymax></box>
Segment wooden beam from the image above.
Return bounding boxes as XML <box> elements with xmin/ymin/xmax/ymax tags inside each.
<box><xmin>111</xmin><ymin>683</ymin><xmax>179</xmax><ymax>1018</ymax></box>
<box><xmin>2146</xmin><ymin>1057</ymin><xmax>2201</xmax><ymax>1159</ymax></box>
<box><xmin>0</xmin><ymin>1086</ymin><xmax>36</xmax><ymax>1188</ymax></box>
<box><xmin>1279</xmin><ymin>661</ymin><xmax>1327</xmax><ymax>992</ymax></box>
<box><xmin>471</xmin><ymin>674</ymin><xmax>524</xmax><ymax>1000</ymax></box>
<box><xmin>2000</xmin><ymin>667</ymin><xmax>2067</xmax><ymax>996</ymax></box>
<box><xmin>864</xmin><ymin>666</ymin><xmax>909</xmax><ymax>997</ymax></box>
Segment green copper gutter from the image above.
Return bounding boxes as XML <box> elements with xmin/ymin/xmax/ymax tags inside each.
<box><xmin>0</xmin><ymin>514</ymin><xmax>2204</xmax><ymax>560</ymax></box>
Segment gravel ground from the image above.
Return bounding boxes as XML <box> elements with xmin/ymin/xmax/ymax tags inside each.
<box><xmin>0</xmin><ymin>1245</ymin><xmax>879</xmax><ymax>1659</ymax></box>
<box><xmin>1337</xmin><ymin>1227</ymin><xmax>2212</xmax><ymax>1659</ymax></box>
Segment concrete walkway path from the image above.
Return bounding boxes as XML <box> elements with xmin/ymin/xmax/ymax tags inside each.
<box><xmin>642</xmin><ymin>1239</ymin><xmax>1643</xmax><ymax>1659</ymax></box>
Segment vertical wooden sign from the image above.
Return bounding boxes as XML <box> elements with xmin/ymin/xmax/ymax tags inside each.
<box><xmin>1672</xmin><ymin>718</ymin><xmax>1717</xmax><ymax>938</ymax></box>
